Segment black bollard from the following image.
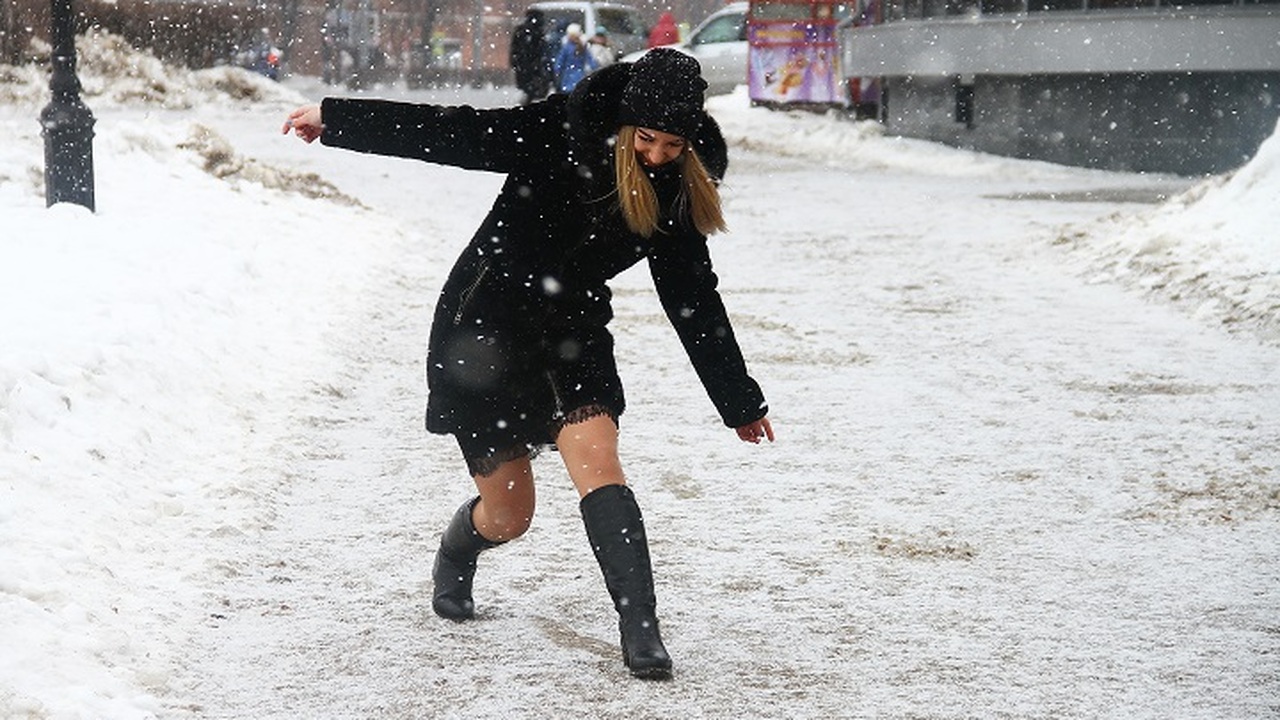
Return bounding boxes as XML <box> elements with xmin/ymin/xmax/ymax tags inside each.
<box><xmin>40</xmin><ymin>0</ymin><xmax>95</xmax><ymax>211</ymax></box>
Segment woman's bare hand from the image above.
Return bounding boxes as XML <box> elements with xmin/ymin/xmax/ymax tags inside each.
<box><xmin>282</xmin><ymin>104</ymin><xmax>323</xmax><ymax>143</ymax></box>
<box><xmin>735</xmin><ymin>417</ymin><xmax>775</xmax><ymax>444</ymax></box>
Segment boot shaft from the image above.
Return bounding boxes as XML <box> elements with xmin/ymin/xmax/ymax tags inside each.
<box><xmin>579</xmin><ymin>484</ymin><xmax>673</xmax><ymax>678</ymax></box>
<box><xmin>440</xmin><ymin>496</ymin><xmax>502</xmax><ymax>560</ymax></box>
<box><xmin>579</xmin><ymin>484</ymin><xmax>657</xmax><ymax>615</ymax></box>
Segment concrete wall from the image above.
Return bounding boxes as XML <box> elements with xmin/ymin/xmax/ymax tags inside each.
<box><xmin>885</xmin><ymin>72</ymin><xmax>1280</xmax><ymax>175</ymax></box>
<box><xmin>841</xmin><ymin>9</ymin><xmax>1280</xmax><ymax>76</ymax></box>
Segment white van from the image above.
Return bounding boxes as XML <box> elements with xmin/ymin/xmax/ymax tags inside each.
<box><xmin>527</xmin><ymin>1</ymin><xmax>649</xmax><ymax>58</ymax></box>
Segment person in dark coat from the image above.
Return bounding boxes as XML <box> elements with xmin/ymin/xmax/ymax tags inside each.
<box><xmin>282</xmin><ymin>49</ymin><xmax>774</xmax><ymax>680</ymax></box>
<box><xmin>509</xmin><ymin>8</ymin><xmax>552</xmax><ymax>103</ymax></box>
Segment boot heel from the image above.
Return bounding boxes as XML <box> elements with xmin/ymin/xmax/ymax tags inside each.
<box><xmin>620</xmin><ymin>616</ymin><xmax>673</xmax><ymax>680</ymax></box>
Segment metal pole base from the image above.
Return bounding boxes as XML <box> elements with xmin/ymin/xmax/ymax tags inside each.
<box><xmin>40</xmin><ymin>99</ymin><xmax>96</xmax><ymax>211</ymax></box>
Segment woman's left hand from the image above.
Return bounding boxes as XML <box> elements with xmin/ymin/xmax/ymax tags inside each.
<box><xmin>735</xmin><ymin>417</ymin><xmax>775</xmax><ymax>444</ymax></box>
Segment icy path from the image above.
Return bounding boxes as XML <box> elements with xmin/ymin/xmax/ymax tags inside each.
<box><xmin>167</xmin><ymin>91</ymin><xmax>1278</xmax><ymax>719</ymax></box>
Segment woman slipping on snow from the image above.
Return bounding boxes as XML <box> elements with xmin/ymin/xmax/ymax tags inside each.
<box><xmin>283</xmin><ymin>49</ymin><xmax>774</xmax><ymax>680</ymax></box>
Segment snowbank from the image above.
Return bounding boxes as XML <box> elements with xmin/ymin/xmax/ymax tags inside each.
<box><xmin>1</xmin><ymin>34</ymin><xmax>405</xmax><ymax>719</ymax></box>
<box><xmin>0</xmin><ymin>29</ymin><xmax>302</xmax><ymax>109</ymax></box>
<box><xmin>707</xmin><ymin>87</ymin><xmax>1084</xmax><ymax>180</ymax></box>
<box><xmin>1059</xmin><ymin>118</ymin><xmax>1280</xmax><ymax>342</ymax></box>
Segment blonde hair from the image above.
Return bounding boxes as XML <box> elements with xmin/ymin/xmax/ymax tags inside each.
<box><xmin>614</xmin><ymin>125</ymin><xmax>727</xmax><ymax>238</ymax></box>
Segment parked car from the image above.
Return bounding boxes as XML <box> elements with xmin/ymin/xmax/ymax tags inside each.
<box><xmin>619</xmin><ymin>2</ymin><xmax>748</xmax><ymax>96</ymax></box>
<box><xmin>527</xmin><ymin>1</ymin><xmax>649</xmax><ymax>58</ymax></box>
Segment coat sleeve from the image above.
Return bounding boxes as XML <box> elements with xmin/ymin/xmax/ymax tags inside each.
<box><xmin>319</xmin><ymin>97</ymin><xmax>561</xmax><ymax>172</ymax></box>
<box><xmin>648</xmin><ymin>234</ymin><xmax>768</xmax><ymax>428</ymax></box>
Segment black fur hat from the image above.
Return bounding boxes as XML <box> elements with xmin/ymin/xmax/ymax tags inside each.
<box><xmin>616</xmin><ymin>48</ymin><xmax>707</xmax><ymax>140</ymax></box>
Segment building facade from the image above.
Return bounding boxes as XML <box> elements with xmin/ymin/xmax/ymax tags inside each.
<box><xmin>839</xmin><ymin>0</ymin><xmax>1280</xmax><ymax>174</ymax></box>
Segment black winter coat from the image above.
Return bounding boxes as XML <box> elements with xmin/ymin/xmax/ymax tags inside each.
<box><xmin>320</xmin><ymin>62</ymin><xmax>767</xmax><ymax>458</ymax></box>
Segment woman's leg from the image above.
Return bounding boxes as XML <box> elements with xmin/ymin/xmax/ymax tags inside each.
<box><xmin>471</xmin><ymin>455</ymin><xmax>536</xmax><ymax>541</ymax></box>
<box><xmin>557</xmin><ymin>414</ymin><xmax>673</xmax><ymax>679</ymax></box>
<box><xmin>555</xmin><ymin>413</ymin><xmax>626</xmax><ymax>498</ymax></box>
<box><xmin>433</xmin><ymin>453</ymin><xmax>535</xmax><ymax>620</ymax></box>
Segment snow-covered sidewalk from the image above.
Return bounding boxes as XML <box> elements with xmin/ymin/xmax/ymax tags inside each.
<box><xmin>2</xmin><ymin>36</ymin><xmax>1277</xmax><ymax>718</ymax></box>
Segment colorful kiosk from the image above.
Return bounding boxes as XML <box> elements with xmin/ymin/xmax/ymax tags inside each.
<box><xmin>747</xmin><ymin>0</ymin><xmax>844</xmax><ymax>108</ymax></box>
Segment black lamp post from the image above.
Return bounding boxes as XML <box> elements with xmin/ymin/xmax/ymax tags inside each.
<box><xmin>40</xmin><ymin>0</ymin><xmax>95</xmax><ymax>211</ymax></box>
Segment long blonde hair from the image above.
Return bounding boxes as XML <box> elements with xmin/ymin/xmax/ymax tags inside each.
<box><xmin>613</xmin><ymin>125</ymin><xmax>727</xmax><ymax>238</ymax></box>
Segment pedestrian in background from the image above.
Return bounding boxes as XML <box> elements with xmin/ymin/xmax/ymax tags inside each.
<box><xmin>282</xmin><ymin>48</ymin><xmax>774</xmax><ymax>681</ymax></box>
<box><xmin>510</xmin><ymin>8</ymin><xmax>552</xmax><ymax>103</ymax></box>
<box><xmin>553</xmin><ymin>23</ymin><xmax>596</xmax><ymax>92</ymax></box>
<box><xmin>648</xmin><ymin>11</ymin><xmax>680</xmax><ymax>48</ymax></box>
<box><xmin>587</xmin><ymin>29</ymin><xmax>616</xmax><ymax>69</ymax></box>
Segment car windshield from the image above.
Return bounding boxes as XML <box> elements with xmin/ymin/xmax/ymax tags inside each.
<box><xmin>596</xmin><ymin>8</ymin><xmax>641</xmax><ymax>34</ymax></box>
<box><xmin>692</xmin><ymin>13</ymin><xmax>746</xmax><ymax>44</ymax></box>
<box><xmin>541</xmin><ymin>9</ymin><xmax>586</xmax><ymax>35</ymax></box>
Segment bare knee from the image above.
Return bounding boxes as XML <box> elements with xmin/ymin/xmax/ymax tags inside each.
<box><xmin>472</xmin><ymin>458</ymin><xmax>536</xmax><ymax>541</ymax></box>
<box><xmin>475</xmin><ymin>498</ymin><xmax>534</xmax><ymax>540</ymax></box>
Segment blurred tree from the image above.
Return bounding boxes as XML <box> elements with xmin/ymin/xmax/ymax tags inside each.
<box><xmin>281</xmin><ymin>0</ymin><xmax>300</xmax><ymax>70</ymax></box>
<box><xmin>0</xmin><ymin>0</ymin><xmax>13</xmax><ymax>64</ymax></box>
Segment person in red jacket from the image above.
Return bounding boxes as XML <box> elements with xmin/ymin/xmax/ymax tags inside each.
<box><xmin>647</xmin><ymin>11</ymin><xmax>680</xmax><ymax>47</ymax></box>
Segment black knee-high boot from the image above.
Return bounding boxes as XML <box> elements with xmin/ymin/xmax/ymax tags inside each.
<box><xmin>432</xmin><ymin>497</ymin><xmax>502</xmax><ymax>621</ymax></box>
<box><xmin>580</xmin><ymin>484</ymin><xmax>673</xmax><ymax>680</ymax></box>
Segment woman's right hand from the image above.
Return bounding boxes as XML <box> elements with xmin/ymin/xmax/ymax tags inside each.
<box><xmin>282</xmin><ymin>104</ymin><xmax>323</xmax><ymax>143</ymax></box>
<box><xmin>735</xmin><ymin>417</ymin><xmax>775</xmax><ymax>445</ymax></box>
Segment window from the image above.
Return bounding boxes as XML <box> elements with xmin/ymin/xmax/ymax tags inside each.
<box><xmin>1030</xmin><ymin>0</ymin><xmax>1085</xmax><ymax>9</ymax></box>
<box><xmin>980</xmin><ymin>0</ymin><xmax>1026</xmax><ymax>13</ymax></box>
<box><xmin>1085</xmin><ymin>0</ymin><xmax>1156</xmax><ymax>8</ymax></box>
<box><xmin>693</xmin><ymin>13</ymin><xmax>747</xmax><ymax>44</ymax></box>
<box><xmin>597</xmin><ymin>9</ymin><xmax>640</xmax><ymax>35</ymax></box>
<box><xmin>541</xmin><ymin>9</ymin><xmax>586</xmax><ymax>34</ymax></box>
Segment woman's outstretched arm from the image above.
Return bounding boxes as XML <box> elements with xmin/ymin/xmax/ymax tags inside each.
<box><xmin>281</xmin><ymin>97</ymin><xmax>565</xmax><ymax>173</ymax></box>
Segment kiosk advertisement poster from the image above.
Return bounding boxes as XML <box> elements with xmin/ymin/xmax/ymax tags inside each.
<box><xmin>747</xmin><ymin>19</ymin><xmax>838</xmax><ymax>104</ymax></box>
